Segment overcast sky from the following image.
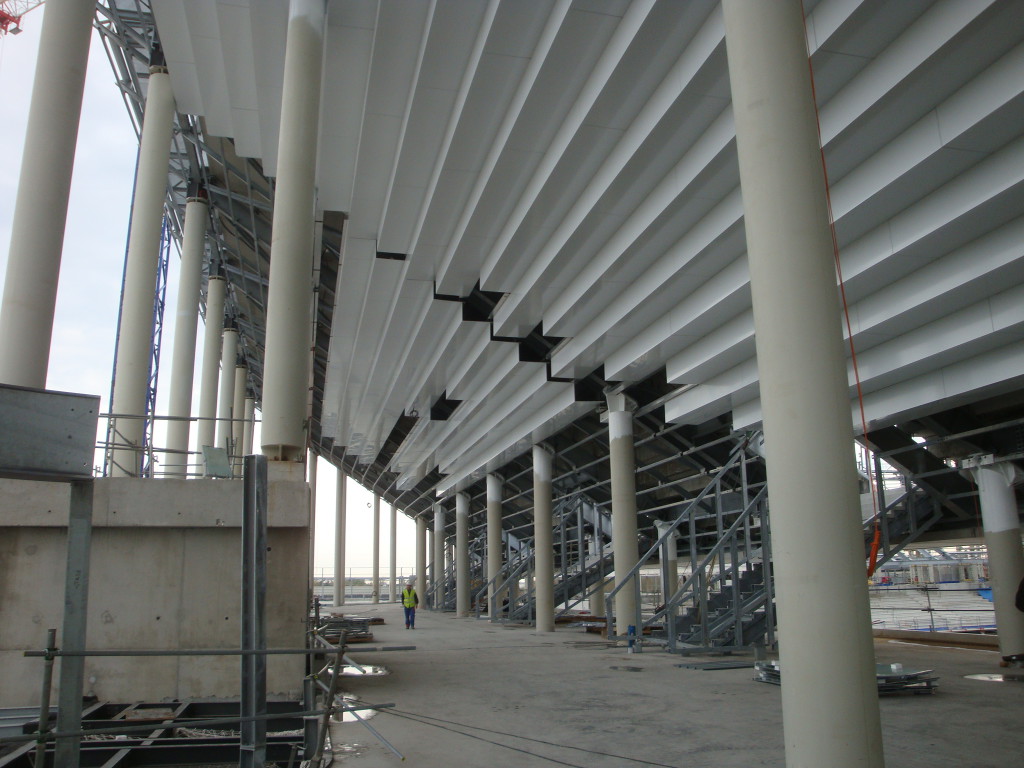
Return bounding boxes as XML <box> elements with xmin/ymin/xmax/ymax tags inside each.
<box><xmin>0</xmin><ymin>8</ymin><xmax>416</xmax><ymax>574</ymax></box>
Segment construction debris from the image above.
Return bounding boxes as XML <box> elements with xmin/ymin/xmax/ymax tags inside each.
<box><xmin>754</xmin><ymin>661</ymin><xmax>938</xmax><ymax>695</ymax></box>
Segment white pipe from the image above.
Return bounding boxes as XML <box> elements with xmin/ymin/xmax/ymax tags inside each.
<box><xmin>722</xmin><ymin>2</ymin><xmax>884</xmax><ymax>765</ymax></box>
<box><xmin>372</xmin><ymin>493</ymin><xmax>381</xmax><ymax>604</ymax></box>
<box><xmin>533</xmin><ymin>445</ymin><xmax>555</xmax><ymax>632</ymax></box>
<box><xmin>416</xmin><ymin>515</ymin><xmax>428</xmax><ymax>608</ymax></box>
<box><xmin>232</xmin><ymin>364</ymin><xmax>247</xmax><ymax>473</ymax></box>
<box><xmin>242</xmin><ymin>397</ymin><xmax>256</xmax><ymax>456</ymax></box>
<box><xmin>487</xmin><ymin>473</ymin><xmax>504</xmax><ymax>619</ymax></box>
<box><xmin>196</xmin><ymin>276</ymin><xmax>225</xmax><ymax>456</ymax></box>
<box><xmin>607</xmin><ymin>403</ymin><xmax>639</xmax><ymax>636</ymax></box>
<box><xmin>261</xmin><ymin>0</ymin><xmax>327</xmax><ymax>460</ymax></box>
<box><xmin>0</xmin><ymin>0</ymin><xmax>95</xmax><ymax>387</ymax></box>
<box><xmin>433</xmin><ymin>504</ymin><xmax>445</xmax><ymax>609</ymax></box>
<box><xmin>390</xmin><ymin>502</ymin><xmax>398</xmax><ymax>602</ymax></box>
<box><xmin>164</xmin><ymin>197</ymin><xmax>209</xmax><ymax>477</ymax></box>
<box><xmin>109</xmin><ymin>66</ymin><xmax>176</xmax><ymax>476</ymax></box>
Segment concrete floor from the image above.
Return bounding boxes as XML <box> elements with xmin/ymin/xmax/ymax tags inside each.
<box><xmin>325</xmin><ymin>603</ymin><xmax>1022</xmax><ymax>767</ymax></box>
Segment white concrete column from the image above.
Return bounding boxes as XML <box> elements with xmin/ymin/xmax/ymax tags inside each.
<box><xmin>109</xmin><ymin>64</ymin><xmax>176</xmax><ymax>476</ymax></box>
<box><xmin>589</xmin><ymin>576</ymin><xmax>608</xmax><ymax>618</ymax></box>
<box><xmin>242</xmin><ymin>397</ymin><xmax>256</xmax><ymax>456</ymax></box>
<box><xmin>372</xmin><ymin>493</ymin><xmax>381</xmax><ymax>604</ymax></box>
<box><xmin>307</xmin><ymin>452</ymin><xmax>318</xmax><ymax>596</ymax></box>
<box><xmin>433</xmin><ymin>504</ymin><xmax>445</xmax><ymax>609</ymax></box>
<box><xmin>722</xmin><ymin>2</ymin><xmax>884</xmax><ymax>765</ymax></box>
<box><xmin>164</xmin><ymin>196</ymin><xmax>209</xmax><ymax>477</ymax></box>
<box><xmin>215</xmin><ymin>329</ymin><xmax>238</xmax><ymax>454</ymax></box>
<box><xmin>333</xmin><ymin>470</ymin><xmax>347</xmax><ymax>607</ymax></box>
<box><xmin>655</xmin><ymin>520</ymin><xmax>679</xmax><ymax>607</ymax></box>
<box><xmin>968</xmin><ymin>459</ymin><xmax>1024</xmax><ymax>659</ymax></box>
<box><xmin>0</xmin><ymin>0</ymin><xmax>94</xmax><ymax>387</ymax></box>
<box><xmin>416</xmin><ymin>515</ymin><xmax>428</xmax><ymax>606</ymax></box>
<box><xmin>455</xmin><ymin>492</ymin><xmax>471</xmax><ymax>616</ymax></box>
<box><xmin>389</xmin><ymin>503</ymin><xmax>398</xmax><ymax>602</ymax></box>
<box><xmin>533</xmin><ymin>445</ymin><xmax>555</xmax><ymax>632</ymax></box>
<box><xmin>261</xmin><ymin>0</ymin><xmax>327</xmax><ymax>461</ymax></box>
<box><xmin>607</xmin><ymin>397</ymin><xmax>639</xmax><ymax>637</ymax></box>
<box><xmin>196</xmin><ymin>276</ymin><xmax>225</xmax><ymax>455</ymax></box>
<box><xmin>231</xmin><ymin>364</ymin><xmax>247</xmax><ymax>474</ymax></box>
<box><xmin>487</xmin><ymin>474</ymin><xmax>504</xmax><ymax>619</ymax></box>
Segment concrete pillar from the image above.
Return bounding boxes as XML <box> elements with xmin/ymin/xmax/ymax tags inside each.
<box><xmin>655</xmin><ymin>520</ymin><xmax>679</xmax><ymax>607</ymax></box>
<box><xmin>333</xmin><ymin>470</ymin><xmax>347</xmax><ymax>607</ymax></box>
<box><xmin>231</xmin><ymin>364</ymin><xmax>247</xmax><ymax>475</ymax></box>
<box><xmin>0</xmin><ymin>0</ymin><xmax>94</xmax><ymax>387</ymax></box>
<box><xmin>216</xmin><ymin>329</ymin><xmax>238</xmax><ymax>454</ymax></box>
<box><xmin>487</xmin><ymin>474</ymin><xmax>504</xmax><ymax>619</ymax></box>
<box><xmin>261</xmin><ymin>0</ymin><xmax>326</xmax><ymax>461</ymax></box>
<box><xmin>242</xmin><ymin>397</ymin><xmax>256</xmax><ymax>456</ymax></box>
<box><xmin>455</xmin><ymin>492</ymin><xmax>471</xmax><ymax>616</ymax></box>
<box><xmin>433</xmin><ymin>504</ymin><xmax>445</xmax><ymax>609</ymax></box>
<box><xmin>389</xmin><ymin>503</ymin><xmax>398</xmax><ymax>602</ymax></box>
<box><xmin>968</xmin><ymin>459</ymin><xmax>1024</xmax><ymax>659</ymax></box>
<box><xmin>164</xmin><ymin>196</ymin><xmax>209</xmax><ymax>477</ymax></box>
<box><xmin>607</xmin><ymin>397</ymin><xmax>639</xmax><ymax>636</ymax></box>
<box><xmin>109</xmin><ymin>64</ymin><xmax>176</xmax><ymax>476</ymax></box>
<box><xmin>533</xmin><ymin>445</ymin><xmax>555</xmax><ymax>632</ymax></box>
<box><xmin>589</xmin><ymin>577</ymin><xmax>608</xmax><ymax>618</ymax></box>
<box><xmin>372</xmin><ymin>493</ymin><xmax>381</xmax><ymax>604</ymax></box>
<box><xmin>416</xmin><ymin>515</ymin><xmax>428</xmax><ymax>606</ymax></box>
<box><xmin>721</xmin><ymin>2</ymin><xmax>884</xmax><ymax>765</ymax></box>
<box><xmin>196</xmin><ymin>276</ymin><xmax>226</xmax><ymax>455</ymax></box>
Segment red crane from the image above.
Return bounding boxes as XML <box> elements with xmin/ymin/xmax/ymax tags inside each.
<box><xmin>0</xmin><ymin>1</ymin><xmax>44</xmax><ymax>36</ymax></box>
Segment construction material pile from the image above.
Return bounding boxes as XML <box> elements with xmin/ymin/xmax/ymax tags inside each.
<box><xmin>754</xmin><ymin>661</ymin><xmax>938</xmax><ymax>695</ymax></box>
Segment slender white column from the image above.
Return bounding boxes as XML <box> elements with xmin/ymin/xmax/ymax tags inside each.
<box><xmin>215</xmin><ymin>329</ymin><xmax>238</xmax><ymax>453</ymax></box>
<box><xmin>0</xmin><ymin>0</ymin><xmax>94</xmax><ymax>387</ymax></box>
<box><xmin>372</xmin><ymin>493</ymin><xmax>381</xmax><ymax>604</ymax></box>
<box><xmin>722</xmin><ymin>2</ymin><xmax>884</xmax><ymax>765</ymax></box>
<box><xmin>109</xmin><ymin>65</ymin><xmax>176</xmax><ymax>476</ymax></box>
<box><xmin>196</xmin><ymin>276</ymin><xmax>225</xmax><ymax>454</ymax></box>
<box><xmin>242</xmin><ymin>397</ymin><xmax>256</xmax><ymax>456</ymax></box>
<box><xmin>433</xmin><ymin>504</ymin><xmax>445</xmax><ymax>609</ymax></box>
<box><xmin>389</xmin><ymin>503</ymin><xmax>398</xmax><ymax>602</ymax></box>
<box><xmin>308</xmin><ymin>453</ymin><xmax>317</xmax><ymax>595</ymax></box>
<box><xmin>455</xmin><ymin>492</ymin><xmax>470</xmax><ymax>616</ymax></box>
<box><xmin>416</xmin><ymin>515</ymin><xmax>428</xmax><ymax>607</ymax></box>
<box><xmin>231</xmin><ymin>364</ymin><xmax>247</xmax><ymax>474</ymax></box>
<box><xmin>486</xmin><ymin>474</ymin><xmax>504</xmax><ymax>619</ymax></box>
<box><xmin>333</xmin><ymin>470</ymin><xmax>347</xmax><ymax>607</ymax></box>
<box><xmin>589</xmin><ymin>577</ymin><xmax>607</xmax><ymax>618</ymax></box>
<box><xmin>968</xmin><ymin>459</ymin><xmax>1024</xmax><ymax>659</ymax></box>
<box><xmin>533</xmin><ymin>445</ymin><xmax>555</xmax><ymax>632</ymax></box>
<box><xmin>261</xmin><ymin>0</ymin><xmax>327</xmax><ymax>461</ymax></box>
<box><xmin>607</xmin><ymin>398</ymin><xmax>639</xmax><ymax>636</ymax></box>
<box><xmin>163</xmin><ymin>197</ymin><xmax>209</xmax><ymax>477</ymax></box>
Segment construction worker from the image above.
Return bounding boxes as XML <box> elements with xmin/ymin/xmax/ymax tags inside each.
<box><xmin>402</xmin><ymin>580</ymin><xmax>419</xmax><ymax>629</ymax></box>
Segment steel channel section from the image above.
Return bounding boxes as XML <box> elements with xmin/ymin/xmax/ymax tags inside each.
<box><xmin>241</xmin><ymin>455</ymin><xmax>268</xmax><ymax>768</ymax></box>
<box><xmin>54</xmin><ymin>479</ymin><xmax>93</xmax><ymax>768</ymax></box>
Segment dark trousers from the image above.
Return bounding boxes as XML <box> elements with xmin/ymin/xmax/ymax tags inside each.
<box><xmin>404</xmin><ymin>606</ymin><xmax>416</xmax><ymax>627</ymax></box>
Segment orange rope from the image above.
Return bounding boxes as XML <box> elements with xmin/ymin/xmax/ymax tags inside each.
<box><xmin>802</xmin><ymin>6</ymin><xmax>881</xmax><ymax>577</ymax></box>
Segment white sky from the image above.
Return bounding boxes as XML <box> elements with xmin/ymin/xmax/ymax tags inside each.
<box><xmin>0</xmin><ymin>7</ymin><xmax>417</xmax><ymax>573</ymax></box>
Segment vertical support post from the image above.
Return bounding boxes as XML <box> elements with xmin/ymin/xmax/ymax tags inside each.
<box><xmin>216</xmin><ymin>328</ymin><xmax>239</xmax><ymax>454</ymax></box>
<box><xmin>55</xmin><ymin>480</ymin><xmax>93</xmax><ymax>768</ymax></box>
<box><xmin>607</xmin><ymin>395</ymin><xmax>639</xmax><ymax>637</ymax></box>
<box><xmin>533</xmin><ymin>445</ymin><xmax>555</xmax><ymax>632</ymax></box>
<box><xmin>241</xmin><ymin>454</ymin><xmax>268</xmax><ymax>768</ymax></box>
<box><xmin>456</xmin><ymin>492</ymin><xmax>470</xmax><ymax>616</ymax></box>
<box><xmin>109</xmin><ymin>63</ymin><xmax>176</xmax><ymax>477</ymax></box>
<box><xmin>334</xmin><ymin>470</ymin><xmax>347</xmax><ymax>607</ymax></box>
<box><xmin>196</xmin><ymin>276</ymin><xmax>226</xmax><ymax>455</ymax></box>
<box><xmin>433</xmin><ymin>504</ymin><xmax>445</xmax><ymax>609</ymax></box>
<box><xmin>0</xmin><ymin>0</ymin><xmax>95</xmax><ymax>387</ymax></box>
<box><xmin>165</xmin><ymin>195</ymin><xmax>209</xmax><ymax>476</ymax></box>
<box><xmin>307</xmin><ymin>453</ymin><xmax>317</xmax><ymax>599</ymax></box>
<box><xmin>486</xmin><ymin>474</ymin><xmax>504</xmax><ymax>620</ymax></box>
<box><xmin>390</xmin><ymin>502</ymin><xmax>398</xmax><ymax>602</ymax></box>
<box><xmin>372</xmin><ymin>493</ymin><xmax>380</xmax><ymax>603</ymax></box>
<box><xmin>261</xmin><ymin>0</ymin><xmax>327</xmax><ymax>461</ymax></box>
<box><xmin>967</xmin><ymin>458</ymin><xmax>1024</xmax><ymax>659</ymax></box>
<box><xmin>243</xmin><ymin>397</ymin><xmax>256</xmax><ymax>456</ymax></box>
<box><xmin>232</xmin><ymin>365</ymin><xmax>248</xmax><ymax>476</ymax></box>
<box><xmin>721</xmin><ymin>1</ymin><xmax>884</xmax><ymax>764</ymax></box>
<box><xmin>416</xmin><ymin>515</ymin><xmax>428</xmax><ymax>606</ymax></box>
<box><xmin>35</xmin><ymin>627</ymin><xmax>57</xmax><ymax>768</ymax></box>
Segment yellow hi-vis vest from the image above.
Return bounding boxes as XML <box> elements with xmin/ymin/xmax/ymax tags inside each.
<box><xmin>402</xmin><ymin>588</ymin><xmax>418</xmax><ymax>608</ymax></box>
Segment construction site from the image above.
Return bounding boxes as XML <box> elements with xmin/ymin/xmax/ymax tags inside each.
<box><xmin>1</xmin><ymin>1</ymin><xmax>1023</xmax><ymax>766</ymax></box>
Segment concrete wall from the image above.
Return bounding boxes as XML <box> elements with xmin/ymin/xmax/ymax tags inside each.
<box><xmin>0</xmin><ymin>468</ymin><xmax>309</xmax><ymax>707</ymax></box>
